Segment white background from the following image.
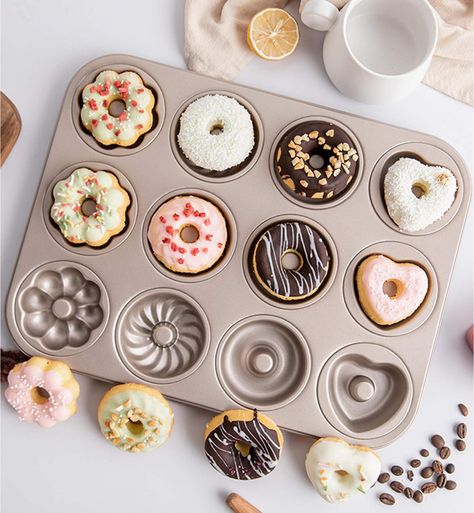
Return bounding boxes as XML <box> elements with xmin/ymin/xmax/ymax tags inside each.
<box><xmin>1</xmin><ymin>1</ymin><xmax>473</xmax><ymax>512</ymax></box>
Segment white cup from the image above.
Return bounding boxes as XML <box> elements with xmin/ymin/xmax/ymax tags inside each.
<box><xmin>300</xmin><ymin>0</ymin><xmax>438</xmax><ymax>103</ymax></box>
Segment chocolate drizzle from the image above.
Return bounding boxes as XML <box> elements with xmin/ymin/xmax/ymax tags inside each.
<box><xmin>204</xmin><ymin>410</ymin><xmax>282</xmax><ymax>480</ymax></box>
<box><xmin>253</xmin><ymin>221</ymin><xmax>330</xmax><ymax>300</ymax></box>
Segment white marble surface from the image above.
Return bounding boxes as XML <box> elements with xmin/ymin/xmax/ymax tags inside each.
<box><xmin>1</xmin><ymin>1</ymin><xmax>472</xmax><ymax>512</ymax></box>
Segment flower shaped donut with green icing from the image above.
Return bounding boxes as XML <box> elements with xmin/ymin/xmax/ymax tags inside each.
<box><xmin>50</xmin><ymin>167</ymin><xmax>130</xmax><ymax>247</ymax></box>
<box><xmin>81</xmin><ymin>70</ymin><xmax>155</xmax><ymax>146</ymax></box>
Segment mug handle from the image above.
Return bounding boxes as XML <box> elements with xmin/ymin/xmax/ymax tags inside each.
<box><xmin>299</xmin><ymin>0</ymin><xmax>339</xmax><ymax>31</ymax></box>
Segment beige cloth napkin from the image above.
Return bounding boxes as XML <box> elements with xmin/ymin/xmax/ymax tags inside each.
<box><xmin>184</xmin><ymin>0</ymin><xmax>474</xmax><ymax>105</ymax></box>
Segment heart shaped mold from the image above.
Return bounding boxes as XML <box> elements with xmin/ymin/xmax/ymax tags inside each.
<box><xmin>318</xmin><ymin>343</ymin><xmax>413</xmax><ymax>441</ymax></box>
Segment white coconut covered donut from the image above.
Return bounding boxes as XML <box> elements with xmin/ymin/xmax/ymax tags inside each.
<box><xmin>305</xmin><ymin>437</ymin><xmax>381</xmax><ymax>503</ymax></box>
<box><xmin>177</xmin><ymin>94</ymin><xmax>255</xmax><ymax>171</ymax></box>
<box><xmin>384</xmin><ymin>157</ymin><xmax>457</xmax><ymax>232</ymax></box>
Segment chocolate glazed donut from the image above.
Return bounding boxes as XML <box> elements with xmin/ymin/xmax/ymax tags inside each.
<box><xmin>252</xmin><ymin>221</ymin><xmax>330</xmax><ymax>301</ymax></box>
<box><xmin>275</xmin><ymin>121</ymin><xmax>360</xmax><ymax>202</ymax></box>
<box><xmin>204</xmin><ymin>409</ymin><xmax>283</xmax><ymax>480</ymax></box>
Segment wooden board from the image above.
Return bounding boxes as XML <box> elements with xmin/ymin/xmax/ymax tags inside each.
<box><xmin>1</xmin><ymin>92</ymin><xmax>21</xmax><ymax>165</ymax></box>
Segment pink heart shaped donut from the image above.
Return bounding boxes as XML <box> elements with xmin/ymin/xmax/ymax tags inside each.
<box><xmin>356</xmin><ymin>254</ymin><xmax>428</xmax><ymax>326</ymax></box>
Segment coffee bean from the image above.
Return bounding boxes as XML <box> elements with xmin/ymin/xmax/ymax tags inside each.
<box><xmin>410</xmin><ymin>458</ymin><xmax>421</xmax><ymax>468</ymax></box>
<box><xmin>391</xmin><ymin>465</ymin><xmax>403</xmax><ymax>476</ymax></box>
<box><xmin>379</xmin><ymin>493</ymin><xmax>395</xmax><ymax>505</ymax></box>
<box><xmin>445</xmin><ymin>480</ymin><xmax>457</xmax><ymax>490</ymax></box>
<box><xmin>437</xmin><ymin>474</ymin><xmax>447</xmax><ymax>488</ymax></box>
<box><xmin>458</xmin><ymin>403</ymin><xmax>469</xmax><ymax>417</ymax></box>
<box><xmin>457</xmin><ymin>423</ymin><xmax>467</xmax><ymax>439</ymax></box>
<box><xmin>455</xmin><ymin>439</ymin><xmax>466</xmax><ymax>451</ymax></box>
<box><xmin>407</xmin><ymin>469</ymin><xmax>414</xmax><ymax>481</ymax></box>
<box><xmin>414</xmin><ymin>490</ymin><xmax>424</xmax><ymax>503</ymax></box>
<box><xmin>432</xmin><ymin>460</ymin><xmax>444</xmax><ymax>474</ymax></box>
<box><xmin>431</xmin><ymin>434</ymin><xmax>445</xmax><ymax>449</ymax></box>
<box><xmin>378</xmin><ymin>472</ymin><xmax>390</xmax><ymax>484</ymax></box>
<box><xmin>421</xmin><ymin>467</ymin><xmax>433</xmax><ymax>478</ymax></box>
<box><xmin>439</xmin><ymin>446</ymin><xmax>451</xmax><ymax>459</ymax></box>
<box><xmin>420</xmin><ymin>448</ymin><xmax>429</xmax><ymax>457</ymax></box>
<box><xmin>446</xmin><ymin>463</ymin><xmax>455</xmax><ymax>474</ymax></box>
<box><xmin>421</xmin><ymin>482</ymin><xmax>437</xmax><ymax>494</ymax></box>
<box><xmin>404</xmin><ymin>487</ymin><xmax>414</xmax><ymax>499</ymax></box>
<box><xmin>390</xmin><ymin>481</ymin><xmax>405</xmax><ymax>494</ymax></box>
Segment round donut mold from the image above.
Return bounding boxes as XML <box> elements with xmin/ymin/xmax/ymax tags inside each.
<box><xmin>343</xmin><ymin>241</ymin><xmax>438</xmax><ymax>336</ymax></box>
<box><xmin>370</xmin><ymin>142</ymin><xmax>464</xmax><ymax>236</ymax></box>
<box><xmin>115</xmin><ymin>288</ymin><xmax>211</xmax><ymax>384</ymax></box>
<box><xmin>243</xmin><ymin>214</ymin><xmax>338</xmax><ymax>309</ymax></box>
<box><xmin>317</xmin><ymin>343</ymin><xmax>414</xmax><ymax>442</ymax></box>
<box><xmin>43</xmin><ymin>162</ymin><xmax>137</xmax><ymax>256</ymax></box>
<box><xmin>170</xmin><ymin>90</ymin><xmax>264</xmax><ymax>183</ymax></box>
<box><xmin>72</xmin><ymin>63</ymin><xmax>165</xmax><ymax>156</ymax></box>
<box><xmin>13</xmin><ymin>261</ymin><xmax>109</xmax><ymax>357</ymax></box>
<box><xmin>142</xmin><ymin>188</ymin><xmax>237</xmax><ymax>283</ymax></box>
<box><xmin>216</xmin><ymin>315</ymin><xmax>311</xmax><ymax>410</ymax></box>
<box><xmin>270</xmin><ymin>116</ymin><xmax>364</xmax><ymax>209</ymax></box>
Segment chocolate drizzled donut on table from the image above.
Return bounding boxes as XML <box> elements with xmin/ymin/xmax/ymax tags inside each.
<box><xmin>204</xmin><ymin>409</ymin><xmax>283</xmax><ymax>480</ymax></box>
<box><xmin>252</xmin><ymin>221</ymin><xmax>330</xmax><ymax>301</ymax></box>
<box><xmin>275</xmin><ymin>121</ymin><xmax>359</xmax><ymax>202</ymax></box>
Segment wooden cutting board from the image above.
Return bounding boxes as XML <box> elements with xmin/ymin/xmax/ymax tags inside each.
<box><xmin>1</xmin><ymin>92</ymin><xmax>21</xmax><ymax>165</ymax></box>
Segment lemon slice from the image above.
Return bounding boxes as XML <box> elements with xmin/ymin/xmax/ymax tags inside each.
<box><xmin>247</xmin><ymin>8</ymin><xmax>299</xmax><ymax>61</ymax></box>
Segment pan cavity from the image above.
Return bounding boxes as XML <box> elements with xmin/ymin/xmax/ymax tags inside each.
<box><xmin>216</xmin><ymin>315</ymin><xmax>311</xmax><ymax>410</ymax></box>
<box><xmin>115</xmin><ymin>289</ymin><xmax>210</xmax><ymax>383</ymax></box>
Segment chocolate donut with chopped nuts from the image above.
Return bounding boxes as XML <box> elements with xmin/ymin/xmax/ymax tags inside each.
<box><xmin>274</xmin><ymin>121</ymin><xmax>359</xmax><ymax>202</ymax></box>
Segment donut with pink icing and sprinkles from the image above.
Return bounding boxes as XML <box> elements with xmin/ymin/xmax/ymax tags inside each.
<box><xmin>147</xmin><ymin>195</ymin><xmax>228</xmax><ymax>274</ymax></box>
<box><xmin>81</xmin><ymin>70</ymin><xmax>155</xmax><ymax>147</ymax></box>
<box><xmin>4</xmin><ymin>356</ymin><xmax>80</xmax><ymax>427</ymax></box>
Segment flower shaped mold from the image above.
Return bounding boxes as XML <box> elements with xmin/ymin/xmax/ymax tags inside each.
<box><xmin>116</xmin><ymin>289</ymin><xmax>210</xmax><ymax>383</ymax></box>
<box><xmin>17</xmin><ymin>264</ymin><xmax>106</xmax><ymax>354</ymax></box>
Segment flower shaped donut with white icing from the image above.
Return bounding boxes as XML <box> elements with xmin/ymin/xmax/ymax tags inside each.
<box><xmin>81</xmin><ymin>70</ymin><xmax>155</xmax><ymax>146</ymax></box>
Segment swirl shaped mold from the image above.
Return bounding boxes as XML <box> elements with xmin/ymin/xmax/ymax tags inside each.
<box><xmin>216</xmin><ymin>315</ymin><xmax>311</xmax><ymax>410</ymax></box>
<box><xmin>116</xmin><ymin>289</ymin><xmax>210</xmax><ymax>383</ymax></box>
<box><xmin>14</xmin><ymin>262</ymin><xmax>108</xmax><ymax>356</ymax></box>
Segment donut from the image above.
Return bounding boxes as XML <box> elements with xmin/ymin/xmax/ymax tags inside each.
<box><xmin>384</xmin><ymin>157</ymin><xmax>457</xmax><ymax>232</ymax></box>
<box><xmin>466</xmin><ymin>325</ymin><xmax>473</xmax><ymax>352</ymax></box>
<box><xmin>97</xmin><ymin>383</ymin><xmax>174</xmax><ymax>453</ymax></box>
<box><xmin>305</xmin><ymin>437</ymin><xmax>381</xmax><ymax>502</ymax></box>
<box><xmin>51</xmin><ymin>167</ymin><xmax>130</xmax><ymax>247</ymax></box>
<box><xmin>147</xmin><ymin>195</ymin><xmax>228</xmax><ymax>274</ymax></box>
<box><xmin>275</xmin><ymin>121</ymin><xmax>359</xmax><ymax>202</ymax></box>
<box><xmin>81</xmin><ymin>70</ymin><xmax>155</xmax><ymax>147</ymax></box>
<box><xmin>252</xmin><ymin>221</ymin><xmax>330</xmax><ymax>301</ymax></box>
<box><xmin>356</xmin><ymin>254</ymin><xmax>429</xmax><ymax>326</ymax></box>
<box><xmin>4</xmin><ymin>356</ymin><xmax>80</xmax><ymax>427</ymax></box>
<box><xmin>177</xmin><ymin>94</ymin><xmax>255</xmax><ymax>171</ymax></box>
<box><xmin>204</xmin><ymin>409</ymin><xmax>284</xmax><ymax>480</ymax></box>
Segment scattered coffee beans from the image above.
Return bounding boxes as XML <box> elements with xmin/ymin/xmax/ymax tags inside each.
<box><xmin>437</xmin><ymin>474</ymin><xmax>447</xmax><ymax>488</ymax></box>
<box><xmin>379</xmin><ymin>493</ymin><xmax>395</xmax><ymax>505</ymax></box>
<box><xmin>420</xmin><ymin>448</ymin><xmax>429</xmax><ymax>457</ymax></box>
<box><xmin>445</xmin><ymin>480</ymin><xmax>457</xmax><ymax>490</ymax></box>
<box><xmin>431</xmin><ymin>434</ymin><xmax>445</xmax><ymax>449</ymax></box>
<box><xmin>413</xmin><ymin>490</ymin><xmax>424</xmax><ymax>503</ymax></box>
<box><xmin>421</xmin><ymin>467</ymin><xmax>434</xmax><ymax>478</ymax></box>
<box><xmin>407</xmin><ymin>470</ymin><xmax>414</xmax><ymax>481</ymax></box>
<box><xmin>439</xmin><ymin>446</ymin><xmax>451</xmax><ymax>459</ymax></box>
<box><xmin>390</xmin><ymin>481</ymin><xmax>405</xmax><ymax>494</ymax></box>
<box><xmin>391</xmin><ymin>465</ymin><xmax>403</xmax><ymax>476</ymax></box>
<box><xmin>404</xmin><ymin>487</ymin><xmax>414</xmax><ymax>499</ymax></box>
<box><xmin>445</xmin><ymin>463</ymin><xmax>455</xmax><ymax>474</ymax></box>
<box><xmin>421</xmin><ymin>482</ymin><xmax>437</xmax><ymax>494</ymax></box>
<box><xmin>458</xmin><ymin>403</ymin><xmax>469</xmax><ymax>417</ymax></box>
<box><xmin>432</xmin><ymin>460</ymin><xmax>444</xmax><ymax>475</ymax></box>
<box><xmin>457</xmin><ymin>423</ymin><xmax>467</xmax><ymax>439</ymax></box>
<box><xmin>378</xmin><ymin>472</ymin><xmax>390</xmax><ymax>484</ymax></box>
<box><xmin>455</xmin><ymin>439</ymin><xmax>466</xmax><ymax>451</ymax></box>
<box><xmin>410</xmin><ymin>459</ymin><xmax>421</xmax><ymax>468</ymax></box>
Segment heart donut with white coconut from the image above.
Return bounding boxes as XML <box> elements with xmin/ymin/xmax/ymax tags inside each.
<box><xmin>305</xmin><ymin>437</ymin><xmax>381</xmax><ymax>502</ymax></box>
<box><xmin>384</xmin><ymin>157</ymin><xmax>457</xmax><ymax>232</ymax></box>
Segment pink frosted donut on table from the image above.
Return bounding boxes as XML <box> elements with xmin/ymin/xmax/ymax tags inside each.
<box><xmin>147</xmin><ymin>195</ymin><xmax>227</xmax><ymax>274</ymax></box>
<box><xmin>466</xmin><ymin>325</ymin><xmax>474</xmax><ymax>352</ymax></box>
<box><xmin>356</xmin><ymin>254</ymin><xmax>429</xmax><ymax>326</ymax></box>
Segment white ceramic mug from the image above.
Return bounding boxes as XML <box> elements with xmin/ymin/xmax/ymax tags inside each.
<box><xmin>300</xmin><ymin>0</ymin><xmax>438</xmax><ymax>103</ymax></box>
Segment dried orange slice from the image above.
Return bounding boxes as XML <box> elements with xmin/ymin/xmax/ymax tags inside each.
<box><xmin>247</xmin><ymin>8</ymin><xmax>299</xmax><ymax>61</ymax></box>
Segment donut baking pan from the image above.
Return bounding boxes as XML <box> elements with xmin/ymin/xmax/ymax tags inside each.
<box><xmin>5</xmin><ymin>54</ymin><xmax>471</xmax><ymax>448</ymax></box>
